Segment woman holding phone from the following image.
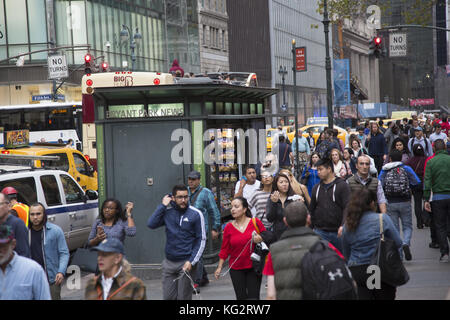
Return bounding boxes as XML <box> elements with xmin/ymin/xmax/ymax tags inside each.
<box><xmin>88</xmin><ymin>198</ymin><xmax>136</xmax><ymax>247</ymax></box>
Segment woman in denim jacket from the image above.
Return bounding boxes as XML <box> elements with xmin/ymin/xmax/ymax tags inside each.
<box><xmin>342</xmin><ymin>189</ymin><xmax>402</xmax><ymax>300</ymax></box>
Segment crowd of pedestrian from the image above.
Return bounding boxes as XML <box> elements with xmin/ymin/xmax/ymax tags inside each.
<box><xmin>1</xmin><ymin>112</ymin><xmax>449</xmax><ymax>301</ymax></box>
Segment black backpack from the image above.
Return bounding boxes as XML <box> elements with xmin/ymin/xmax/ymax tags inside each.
<box><xmin>383</xmin><ymin>166</ymin><xmax>410</xmax><ymax>198</ymax></box>
<box><xmin>301</xmin><ymin>240</ymin><xmax>357</xmax><ymax>300</ymax></box>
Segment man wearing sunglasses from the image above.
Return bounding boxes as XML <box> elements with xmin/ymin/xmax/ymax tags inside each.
<box><xmin>147</xmin><ymin>184</ymin><xmax>206</xmax><ymax>300</ymax></box>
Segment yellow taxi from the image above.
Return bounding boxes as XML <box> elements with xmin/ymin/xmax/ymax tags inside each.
<box><xmin>266</xmin><ymin>126</ymin><xmax>295</xmax><ymax>151</ymax></box>
<box><xmin>0</xmin><ymin>143</ymin><xmax>98</xmax><ymax>191</ymax></box>
<box><xmin>300</xmin><ymin>124</ymin><xmax>348</xmax><ymax>145</ymax></box>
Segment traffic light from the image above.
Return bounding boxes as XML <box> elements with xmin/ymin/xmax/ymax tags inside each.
<box><xmin>84</xmin><ymin>53</ymin><xmax>93</xmax><ymax>74</ymax></box>
<box><xmin>369</xmin><ymin>36</ymin><xmax>383</xmax><ymax>58</ymax></box>
<box><xmin>101</xmin><ymin>61</ymin><xmax>110</xmax><ymax>72</ymax></box>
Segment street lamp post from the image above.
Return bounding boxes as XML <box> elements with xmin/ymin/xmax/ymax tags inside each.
<box><xmin>278</xmin><ymin>65</ymin><xmax>288</xmax><ymax>125</ymax></box>
<box><xmin>322</xmin><ymin>0</ymin><xmax>334</xmax><ymax>129</ymax></box>
<box><xmin>120</xmin><ymin>25</ymin><xmax>142</xmax><ymax>71</ymax></box>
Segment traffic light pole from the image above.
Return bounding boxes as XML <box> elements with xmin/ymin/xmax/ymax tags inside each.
<box><xmin>323</xmin><ymin>0</ymin><xmax>334</xmax><ymax>129</ymax></box>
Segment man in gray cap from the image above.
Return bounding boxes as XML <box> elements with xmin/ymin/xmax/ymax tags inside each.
<box><xmin>187</xmin><ymin>170</ymin><xmax>221</xmax><ymax>291</ymax></box>
<box><xmin>84</xmin><ymin>237</ymin><xmax>146</xmax><ymax>300</ymax></box>
<box><xmin>408</xmin><ymin>127</ymin><xmax>433</xmax><ymax>158</ymax></box>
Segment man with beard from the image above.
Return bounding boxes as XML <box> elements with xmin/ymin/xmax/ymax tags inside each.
<box><xmin>0</xmin><ymin>224</ymin><xmax>50</xmax><ymax>300</ymax></box>
<box><xmin>28</xmin><ymin>203</ymin><xmax>69</xmax><ymax>300</ymax></box>
<box><xmin>147</xmin><ymin>185</ymin><xmax>206</xmax><ymax>300</ymax></box>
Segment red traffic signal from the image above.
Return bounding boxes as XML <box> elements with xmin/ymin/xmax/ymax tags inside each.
<box><xmin>84</xmin><ymin>53</ymin><xmax>92</xmax><ymax>63</ymax></box>
<box><xmin>101</xmin><ymin>61</ymin><xmax>109</xmax><ymax>72</ymax></box>
<box><xmin>84</xmin><ymin>53</ymin><xmax>94</xmax><ymax>74</ymax></box>
<box><xmin>374</xmin><ymin>36</ymin><xmax>382</xmax><ymax>46</ymax></box>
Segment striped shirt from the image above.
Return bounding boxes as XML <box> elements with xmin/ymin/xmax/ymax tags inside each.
<box><xmin>248</xmin><ymin>190</ymin><xmax>272</xmax><ymax>229</ymax></box>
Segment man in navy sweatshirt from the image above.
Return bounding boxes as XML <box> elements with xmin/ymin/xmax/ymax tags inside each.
<box><xmin>148</xmin><ymin>184</ymin><xmax>206</xmax><ymax>300</ymax></box>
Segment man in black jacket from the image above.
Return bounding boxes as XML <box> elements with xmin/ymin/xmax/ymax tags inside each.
<box><xmin>309</xmin><ymin>158</ymin><xmax>350</xmax><ymax>253</ymax></box>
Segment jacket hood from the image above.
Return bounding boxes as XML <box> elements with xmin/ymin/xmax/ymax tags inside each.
<box><xmin>382</xmin><ymin>161</ymin><xmax>403</xmax><ymax>171</ymax></box>
<box><xmin>171</xmin><ymin>59</ymin><xmax>180</xmax><ymax>67</ymax></box>
<box><xmin>27</xmin><ymin>204</ymin><xmax>47</xmax><ymax>229</ymax></box>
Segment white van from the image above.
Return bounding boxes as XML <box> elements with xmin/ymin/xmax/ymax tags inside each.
<box><xmin>0</xmin><ymin>165</ymin><xmax>98</xmax><ymax>251</ymax></box>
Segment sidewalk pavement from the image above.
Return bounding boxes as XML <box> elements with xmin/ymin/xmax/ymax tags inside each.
<box><xmin>61</xmin><ymin>224</ymin><xmax>449</xmax><ymax>300</ymax></box>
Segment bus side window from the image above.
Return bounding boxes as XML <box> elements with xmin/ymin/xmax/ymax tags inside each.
<box><xmin>40</xmin><ymin>175</ymin><xmax>62</xmax><ymax>207</ymax></box>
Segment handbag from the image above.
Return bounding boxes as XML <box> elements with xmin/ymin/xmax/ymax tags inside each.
<box><xmin>370</xmin><ymin>214</ymin><xmax>410</xmax><ymax>287</ymax></box>
<box><xmin>251</xmin><ymin>218</ymin><xmax>269</xmax><ymax>276</ymax></box>
<box><xmin>71</xmin><ymin>242</ymin><xmax>99</xmax><ymax>273</ymax></box>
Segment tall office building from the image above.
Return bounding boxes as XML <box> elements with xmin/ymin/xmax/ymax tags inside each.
<box><xmin>0</xmin><ymin>0</ymin><xmax>200</xmax><ymax>105</ymax></box>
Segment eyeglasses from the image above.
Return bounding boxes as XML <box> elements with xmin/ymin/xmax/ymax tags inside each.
<box><xmin>261</xmin><ymin>175</ymin><xmax>272</xmax><ymax>179</ymax></box>
<box><xmin>175</xmin><ymin>196</ymin><xmax>189</xmax><ymax>200</ymax></box>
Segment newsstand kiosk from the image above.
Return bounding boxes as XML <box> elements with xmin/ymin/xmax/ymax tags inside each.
<box><xmin>89</xmin><ymin>74</ymin><xmax>278</xmax><ymax>273</ymax></box>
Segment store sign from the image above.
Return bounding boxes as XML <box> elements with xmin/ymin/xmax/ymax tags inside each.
<box><xmin>295</xmin><ymin>47</ymin><xmax>307</xmax><ymax>72</ymax></box>
<box><xmin>4</xmin><ymin>130</ymin><xmax>30</xmax><ymax>149</ymax></box>
<box><xmin>410</xmin><ymin>98</ymin><xmax>434</xmax><ymax>107</ymax></box>
<box><xmin>389</xmin><ymin>33</ymin><xmax>407</xmax><ymax>57</ymax></box>
<box><xmin>48</xmin><ymin>54</ymin><xmax>69</xmax><ymax>80</ymax></box>
<box><xmin>106</xmin><ymin>104</ymin><xmax>184</xmax><ymax>118</ymax></box>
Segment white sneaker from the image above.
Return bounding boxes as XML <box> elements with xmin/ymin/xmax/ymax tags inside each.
<box><xmin>439</xmin><ymin>254</ymin><xmax>449</xmax><ymax>263</ymax></box>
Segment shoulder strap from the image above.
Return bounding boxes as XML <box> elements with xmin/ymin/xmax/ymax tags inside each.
<box><xmin>191</xmin><ymin>187</ymin><xmax>204</xmax><ymax>206</ymax></box>
<box><xmin>379</xmin><ymin>214</ymin><xmax>384</xmax><ymax>241</ymax></box>
<box><xmin>106</xmin><ymin>276</ymin><xmax>137</xmax><ymax>300</ymax></box>
<box><xmin>252</xmin><ymin>218</ymin><xmax>260</xmax><ymax>234</ymax></box>
<box><xmin>282</xmin><ymin>144</ymin><xmax>289</xmax><ymax>162</ymax></box>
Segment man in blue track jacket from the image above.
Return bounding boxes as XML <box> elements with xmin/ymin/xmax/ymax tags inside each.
<box><xmin>148</xmin><ymin>184</ymin><xmax>206</xmax><ymax>300</ymax></box>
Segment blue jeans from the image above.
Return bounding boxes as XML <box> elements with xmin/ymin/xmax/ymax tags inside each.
<box><xmin>387</xmin><ymin>201</ymin><xmax>413</xmax><ymax>247</ymax></box>
<box><xmin>313</xmin><ymin>229</ymin><xmax>343</xmax><ymax>254</ymax></box>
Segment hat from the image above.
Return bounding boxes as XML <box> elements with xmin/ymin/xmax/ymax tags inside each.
<box><xmin>433</xmin><ymin>123</ymin><xmax>441</xmax><ymax>128</ymax></box>
<box><xmin>414</xmin><ymin>126</ymin><xmax>423</xmax><ymax>132</ymax></box>
<box><xmin>0</xmin><ymin>225</ymin><xmax>14</xmax><ymax>244</ymax></box>
<box><xmin>91</xmin><ymin>238</ymin><xmax>124</xmax><ymax>254</ymax></box>
<box><xmin>1</xmin><ymin>187</ymin><xmax>17</xmax><ymax>195</ymax></box>
<box><xmin>187</xmin><ymin>171</ymin><xmax>201</xmax><ymax>179</ymax></box>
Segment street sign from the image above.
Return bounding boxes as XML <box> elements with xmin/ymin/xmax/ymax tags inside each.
<box><xmin>32</xmin><ymin>94</ymin><xmax>65</xmax><ymax>101</ymax></box>
<box><xmin>295</xmin><ymin>47</ymin><xmax>307</xmax><ymax>72</ymax></box>
<box><xmin>48</xmin><ymin>54</ymin><xmax>69</xmax><ymax>79</ymax></box>
<box><xmin>281</xmin><ymin>104</ymin><xmax>287</xmax><ymax>112</ymax></box>
<box><xmin>389</xmin><ymin>33</ymin><xmax>407</xmax><ymax>57</ymax></box>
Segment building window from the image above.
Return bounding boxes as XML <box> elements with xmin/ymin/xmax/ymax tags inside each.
<box><xmin>203</xmin><ymin>24</ymin><xmax>207</xmax><ymax>46</ymax></box>
<box><xmin>222</xmin><ymin>30</ymin><xmax>225</xmax><ymax>49</ymax></box>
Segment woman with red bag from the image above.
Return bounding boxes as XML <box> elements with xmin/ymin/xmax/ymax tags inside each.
<box><xmin>215</xmin><ymin>197</ymin><xmax>266</xmax><ymax>300</ymax></box>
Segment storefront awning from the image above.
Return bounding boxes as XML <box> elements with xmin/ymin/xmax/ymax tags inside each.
<box><xmin>93</xmin><ymin>84</ymin><xmax>279</xmax><ymax>103</ymax></box>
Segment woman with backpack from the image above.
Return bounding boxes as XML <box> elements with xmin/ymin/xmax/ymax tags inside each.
<box><xmin>405</xmin><ymin>144</ymin><xmax>428</xmax><ymax>229</ymax></box>
<box><xmin>342</xmin><ymin>189</ymin><xmax>403</xmax><ymax>300</ymax></box>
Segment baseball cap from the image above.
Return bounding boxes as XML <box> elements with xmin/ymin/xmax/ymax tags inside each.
<box><xmin>187</xmin><ymin>171</ymin><xmax>201</xmax><ymax>179</ymax></box>
<box><xmin>414</xmin><ymin>126</ymin><xmax>423</xmax><ymax>132</ymax></box>
<box><xmin>91</xmin><ymin>238</ymin><xmax>124</xmax><ymax>254</ymax></box>
<box><xmin>0</xmin><ymin>225</ymin><xmax>14</xmax><ymax>244</ymax></box>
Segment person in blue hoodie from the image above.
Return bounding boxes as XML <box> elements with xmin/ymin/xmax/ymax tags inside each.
<box><xmin>378</xmin><ymin>149</ymin><xmax>420</xmax><ymax>262</ymax></box>
<box><xmin>147</xmin><ymin>185</ymin><xmax>206</xmax><ymax>300</ymax></box>
<box><xmin>28</xmin><ymin>203</ymin><xmax>69</xmax><ymax>300</ymax></box>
